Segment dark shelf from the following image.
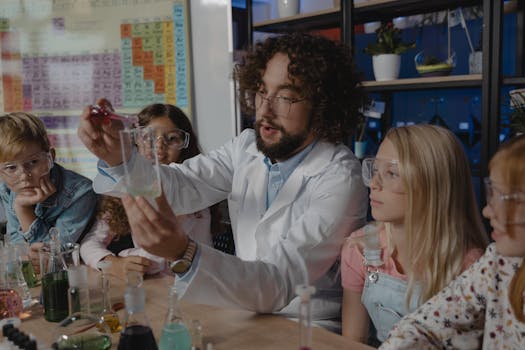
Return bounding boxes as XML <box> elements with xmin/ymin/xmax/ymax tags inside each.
<box><xmin>252</xmin><ymin>0</ymin><xmax>484</xmax><ymax>33</ymax></box>
<box><xmin>353</xmin><ymin>0</ymin><xmax>482</xmax><ymax>24</ymax></box>
<box><xmin>362</xmin><ymin>74</ymin><xmax>482</xmax><ymax>92</ymax></box>
<box><xmin>253</xmin><ymin>8</ymin><xmax>339</xmax><ymax>33</ymax></box>
<box><xmin>503</xmin><ymin>76</ymin><xmax>525</xmax><ymax>86</ymax></box>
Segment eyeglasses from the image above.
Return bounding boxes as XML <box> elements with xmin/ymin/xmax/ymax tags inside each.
<box><xmin>154</xmin><ymin>129</ymin><xmax>190</xmax><ymax>150</ymax></box>
<box><xmin>362</xmin><ymin>157</ymin><xmax>405</xmax><ymax>193</ymax></box>
<box><xmin>255</xmin><ymin>91</ymin><xmax>306</xmax><ymax>118</ymax></box>
<box><xmin>0</xmin><ymin>152</ymin><xmax>53</xmax><ymax>180</ymax></box>
<box><xmin>484</xmin><ymin>177</ymin><xmax>525</xmax><ymax>225</ymax></box>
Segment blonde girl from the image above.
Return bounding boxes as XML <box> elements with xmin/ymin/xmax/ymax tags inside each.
<box><xmin>380</xmin><ymin>134</ymin><xmax>525</xmax><ymax>349</ymax></box>
<box><xmin>341</xmin><ymin>124</ymin><xmax>488</xmax><ymax>345</ymax></box>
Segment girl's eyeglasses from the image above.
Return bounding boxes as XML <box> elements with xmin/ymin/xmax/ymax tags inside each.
<box><xmin>484</xmin><ymin>177</ymin><xmax>525</xmax><ymax>225</ymax></box>
<box><xmin>362</xmin><ymin>157</ymin><xmax>405</xmax><ymax>194</ymax></box>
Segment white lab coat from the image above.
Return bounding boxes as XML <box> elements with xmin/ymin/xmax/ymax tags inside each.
<box><xmin>94</xmin><ymin>129</ymin><xmax>367</xmax><ymax>321</ymax></box>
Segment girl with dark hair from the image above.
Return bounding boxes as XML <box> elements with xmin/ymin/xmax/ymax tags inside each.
<box><xmin>80</xmin><ymin>103</ymin><xmax>214</xmax><ymax>276</ymax></box>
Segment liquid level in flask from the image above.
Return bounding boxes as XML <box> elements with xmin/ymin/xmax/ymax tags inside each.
<box><xmin>159</xmin><ymin>323</ymin><xmax>192</xmax><ymax>350</ymax></box>
<box><xmin>118</xmin><ymin>325</ymin><xmax>158</xmax><ymax>350</ymax></box>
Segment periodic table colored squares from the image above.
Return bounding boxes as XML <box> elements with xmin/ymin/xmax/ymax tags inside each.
<box><xmin>120</xmin><ymin>18</ymin><xmax>180</xmax><ymax>109</ymax></box>
<box><xmin>121</xmin><ymin>23</ymin><xmax>132</xmax><ymax>39</ymax></box>
<box><xmin>1</xmin><ymin>31</ymin><xmax>24</xmax><ymax>111</ymax></box>
<box><xmin>173</xmin><ymin>3</ymin><xmax>188</xmax><ymax>108</ymax></box>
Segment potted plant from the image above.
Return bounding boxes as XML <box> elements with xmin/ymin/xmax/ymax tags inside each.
<box><xmin>364</xmin><ymin>22</ymin><xmax>415</xmax><ymax>81</ymax></box>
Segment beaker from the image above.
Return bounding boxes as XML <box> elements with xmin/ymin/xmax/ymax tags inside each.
<box><xmin>119</xmin><ymin>127</ymin><xmax>162</xmax><ymax>199</ymax></box>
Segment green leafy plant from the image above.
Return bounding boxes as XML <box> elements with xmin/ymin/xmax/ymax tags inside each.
<box><xmin>364</xmin><ymin>22</ymin><xmax>415</xmax><ymax>55</ymax></box>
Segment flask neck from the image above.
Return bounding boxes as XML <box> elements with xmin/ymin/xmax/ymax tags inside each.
<box><xmin>123</xmin><ymin>287</ymin><xmax>150</xmax><ymax>328</ymax></box>
<box><xmin>165</xmin><ymin>288</ymin><xmax>184</xmax><ymax>324</ymax></box>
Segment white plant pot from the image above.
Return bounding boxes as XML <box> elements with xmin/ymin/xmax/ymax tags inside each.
<box><xmin>277</xmin><ymin>0</ymin><xmax>300</xmax><ymax>18</ymax></box>
<box><xmin>364</xmin><ymin>21</ymin><xmax>381</xmax><ymax>34</ymax></box>
<box><xmin>372</xmin><ymin>54</ymin><xmax>401</xmax><ymax>81</ymax></box>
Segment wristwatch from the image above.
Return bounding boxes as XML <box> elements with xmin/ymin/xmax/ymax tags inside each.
<box><xmin>169</xmin><ymin>238</ymin><xmax>198</xmax><ymax>275</ymax></box>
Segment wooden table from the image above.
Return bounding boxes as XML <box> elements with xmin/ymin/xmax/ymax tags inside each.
<box><xmin>19</xmin><ymin>271</ymin><xmax>374</xmax><ymax>350</ymax></box>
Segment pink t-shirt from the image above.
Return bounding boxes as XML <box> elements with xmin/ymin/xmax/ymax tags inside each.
<box><xmin>341</xmin><ymin>225</ymin><xmax>483</xmax><ymax>293</ymax></box>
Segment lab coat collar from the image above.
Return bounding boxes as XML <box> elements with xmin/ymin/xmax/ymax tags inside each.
<box><xmin>256</xmin><ymin>140</ymin><xmax>340</xmax><ymax>224</ymax></box>
<box><xmin>246</xmin><ymin>139</ymin><xmax>338</xmax><ymax>178</ymax></box>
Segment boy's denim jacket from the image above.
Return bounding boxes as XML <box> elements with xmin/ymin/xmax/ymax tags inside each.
<box><xmin>0</xmin><ymin>163</ymin><xmax>97</xmax><ymax>244</ymax></box>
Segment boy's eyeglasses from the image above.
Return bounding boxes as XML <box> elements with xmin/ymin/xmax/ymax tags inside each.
<box><xmin>154</xmin><ymin>128</ymin><xmax>190</xmax><ymax>150</ymax></box>
<box><xmin>484</xmin><ymin>177</ymin><xmax>525</xmax><ymax>225</ymax></box>
<box><xmin>0</xmin><ymin>152</ymin><xmax>53</xmax><ymax>180</ymax></box>
<box><xmin>255</xmin><ymin>91</ymin><xmax>306</xmax><ymax>118</ymax></box>
<box><xmin>362</xmin><ymin>157</ymin><xmax>405</xmax><ymax>194</ymax></box>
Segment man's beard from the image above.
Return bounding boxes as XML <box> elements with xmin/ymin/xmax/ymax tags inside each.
<box><xmin>255</xmin><ymin>119</ymin><xmax>310</xmax><ymax>161</ymax></box>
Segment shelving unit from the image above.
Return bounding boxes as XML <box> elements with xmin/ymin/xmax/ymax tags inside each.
<box><xmin>362</xmin><ymin>74</ymin><xmax>482</xmax><ymax>91</ymax></box>
<box><xmin>246</xmin><ymin>0</ymin><xmax>524</xmax><ymax>188</ymax></box>
<box><xmin>253</xmin><ymin>7</ymin><xmax>340</xmax><ymax>32</ymax></box>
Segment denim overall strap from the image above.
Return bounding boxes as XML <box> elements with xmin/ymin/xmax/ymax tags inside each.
<box><xmin>361</xmin><ymin>248</ymin><xmax>422</xmax><ymax>342</ymax></box>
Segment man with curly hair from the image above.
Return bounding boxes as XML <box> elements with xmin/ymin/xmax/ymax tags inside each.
<box><xmin>78</xmin><ymin>33</ymin><xmax>368</xmax><ymax>329</ymax></box>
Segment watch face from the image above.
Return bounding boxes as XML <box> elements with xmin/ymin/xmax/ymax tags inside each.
<box><xmin>171</xmin><ymin>260</ymin><xmax>191</xmax><ymax>274</ymax></box>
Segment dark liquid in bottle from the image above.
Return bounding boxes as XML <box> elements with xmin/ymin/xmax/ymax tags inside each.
<box><xmin>42</xmin><ymin>270</ymin><xmax>69</xmax><ymax>322</ymax></box>
<box><xmin>118</xmin><ymin>325</ymin><xmax>158</xmax><ymax>350</ymax></box>
<box><xmin>22</xmin><ymin>260</ymin><xmax>39</xmax><ymax>287</ymax></box>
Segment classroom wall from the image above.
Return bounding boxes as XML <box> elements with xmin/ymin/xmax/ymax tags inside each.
<box><xmin>189</xmin><ymin>0</ymin><xmax>237</xmax><ymax>153</ymax></box>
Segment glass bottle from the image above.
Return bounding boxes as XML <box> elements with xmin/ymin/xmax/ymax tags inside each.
<box><xmin>117</xmin><ymin>272</ymin><xmax>158</xmax><ymax>350</ymax></box>
<box><xmin>158</xmin><ymin>286</ymin><xmax>191</xmax><ymax>350</ymax></box>
<box><xmin>14</xmin><ymin>242</ymin><xmax>39</xmax><ymax>288</ymax></box>
<box><xmin>51</xmin><ymin>265</ymin><xmax>112</xmax><ymax>350</ymax></box>
<box><xmin>41</xmin><ymin>228</ymin><xmax>69</xmax><ymax>322</ymax></box>
<box><xmin>0</xmin><ymin>245</ymin><xmax>25</xmax><ymax>320</ymax></box>
<box><xmin>96</xmin><ymin>260</ymin><xmax>122</xmax><ymax>333</ymax></box>
<box><xmin>3</xmin><ymin>242</ymin><xmax>32</xmax><ymax>304</ymax></box>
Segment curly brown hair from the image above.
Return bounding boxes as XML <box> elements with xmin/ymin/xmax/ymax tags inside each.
<box><xmin>97</xmin><ymin>195</ymin><xmax>130</xmax><ymax>240</ymax></box>
<box><xmin>235</xmin><ymin>32</ymin><xmax>366</xmax><ymax>143</ymax></box>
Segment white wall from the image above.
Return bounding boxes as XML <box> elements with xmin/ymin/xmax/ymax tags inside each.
<box><xmin>189</xmin><ymin>0</ymin><xmax>237</xmax><ymax>153</ymax></box>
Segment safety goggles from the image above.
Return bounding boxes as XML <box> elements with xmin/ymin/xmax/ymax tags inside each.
<box><xmin>484</xmin><ymin>177</ymin><xmax>525</xmax><ymax>225</ymax></box>
<box><xmin>152</xmin><ymin>128</ymin><xmax>190</xmax><ymax>150</ymax></box>
<box><xmin>0</xmin><ymin>152</ymin><xmax>53</xmax><ymax>180</ymax></box>
<box><xmin>362</xmin><ymin>157</ymin><xmax>405</xmax><ymax>193</ymax></box>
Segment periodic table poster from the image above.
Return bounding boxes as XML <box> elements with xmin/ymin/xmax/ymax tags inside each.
<box><xmin>0</xmin><ymin>0</ymin><xmax>192</xmax><ymax>179</ymax></box>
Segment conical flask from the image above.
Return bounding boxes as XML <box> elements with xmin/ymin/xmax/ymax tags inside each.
<box><xmin>117</xmin><ymin>272</ymin><xmax>158</xmax><ymax>350</ymax></box>
<box><xmin>158</xmin><ymin>285</ymin><xmax>191</xmax><ymax>350</ymax></box>
<box><xmin>51</xmin><ymin>265</ymin><xmax>112</xmax><ymax>350</ymax></box>
<box><xmin>1</xmin><ymin>242</ymin><xmax>33</xmax><ymax>308</ymax></box>
<box><xmin>96</xmin><ymin>260</ymin><xmax>122</xmax><ymax>333</ymax></box>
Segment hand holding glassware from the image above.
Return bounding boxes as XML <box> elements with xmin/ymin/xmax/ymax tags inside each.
<box><xmin>119</xmin><ymin>127</ymin><xmax>162</xmax><ymax>199</ymax></box>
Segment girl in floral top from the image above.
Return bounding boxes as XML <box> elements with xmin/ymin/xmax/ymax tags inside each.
<box><xmin>341</xmin><ymin>125</ymin><xmax>488</xmax><ymax>346</ymax></box>
<box><xmin>380</xmin><ymin>134</ymin><xmax>525</xmax><ymax>349</ymax></box>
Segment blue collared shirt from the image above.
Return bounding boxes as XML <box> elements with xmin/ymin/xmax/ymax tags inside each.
<box><xmin>263</xmin><ymin>141</ymin><xmax>316</xmax><ymax>209</ymax></box>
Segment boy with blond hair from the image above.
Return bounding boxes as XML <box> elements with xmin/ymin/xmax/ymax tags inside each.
<box><xmin>0</xmin><ymin>112</ymin><xmax>96</xmax><ymax>244</ymax></box>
